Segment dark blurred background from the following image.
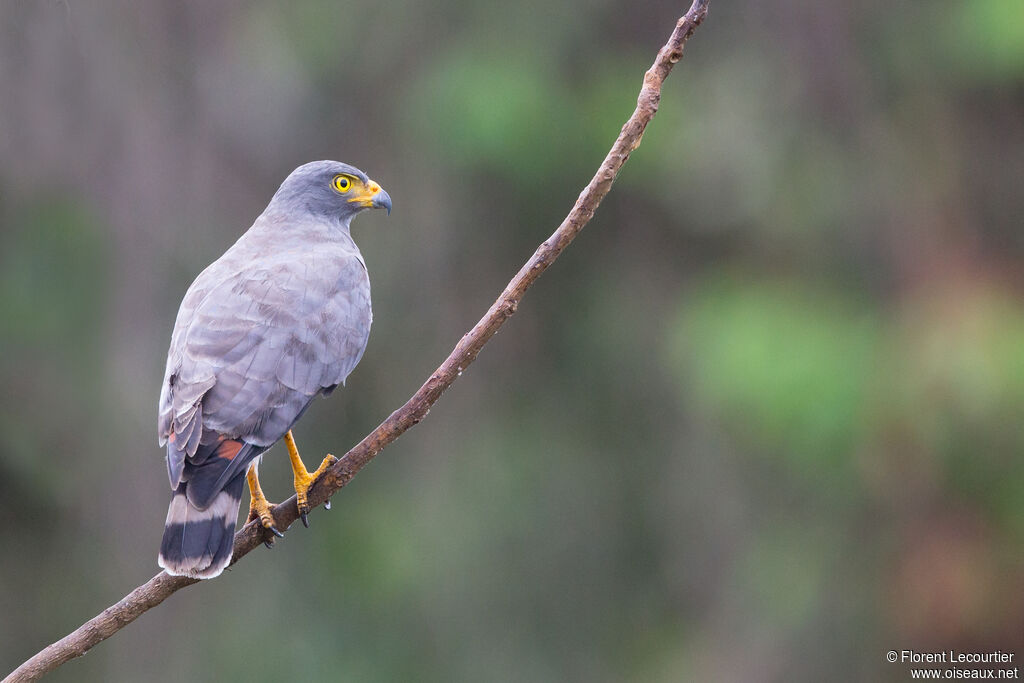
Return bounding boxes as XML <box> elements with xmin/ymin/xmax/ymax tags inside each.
<box><xmin>1</xmin><ymin>1</ymin><xmax>1022</xmax><ymax>681</ymax></box>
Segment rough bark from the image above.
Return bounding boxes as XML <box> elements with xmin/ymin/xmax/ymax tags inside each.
<box><xmin>4</xmin><ymin>2</ymin><xmax>710</xmax><ymax>679</ymax></box>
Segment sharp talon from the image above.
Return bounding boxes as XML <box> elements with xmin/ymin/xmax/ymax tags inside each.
<box><xmin>264</xmin><ymin>540</ymin><xmax>274</xmax><ymax>549</ymax></box>
<box><xmin>324</xmin><ymin>499</ymin><xmax>331</xmax><ymax>511</ymax></box>
<box><xmin>300</xmin><ymin>511</ymin><xmax>309</xmax><ymax>528</ymax></box>
<box><xmin>270</xmin><ymin>526</ymin><xmax>284</xmax><ymax>538</ymax></box>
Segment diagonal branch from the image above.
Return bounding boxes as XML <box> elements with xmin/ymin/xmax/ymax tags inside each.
<box><xmin>4</xmin><ymin>2</ymin><xmax>710</xmax><ymax>680</ymax></box>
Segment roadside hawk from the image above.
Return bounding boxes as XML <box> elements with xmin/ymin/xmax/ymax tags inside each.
<box><xmin>157</xmin><ymin>160</ymin><xmax>391</xmax><ymax>579</ymax></box>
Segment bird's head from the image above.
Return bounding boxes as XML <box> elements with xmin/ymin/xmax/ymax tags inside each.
<box><xmin>269</xmin><ymin>160</ymin><xmax>392</xmax><ymax>224</ymax></box>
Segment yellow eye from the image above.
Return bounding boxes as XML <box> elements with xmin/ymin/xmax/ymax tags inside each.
<box><xmin>332</xmin><ymin>175</ymin><xmax>352</xmax><ymax>193</ymax></box>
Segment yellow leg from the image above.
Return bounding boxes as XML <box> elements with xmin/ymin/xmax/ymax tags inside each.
<box><xmin>247</xmin><ymin>462</ymin><xmax>284</xmax><ymax>543</ymax></box>
<box><xmin>284</xmin><ymin>430</ymin><xmax>338</xmax><ymax>527</ymax></box>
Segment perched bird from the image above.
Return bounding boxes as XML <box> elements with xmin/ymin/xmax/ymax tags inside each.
<box><xmin>157</xmin><ymin>160</ymin><xmax>391</xmax><ymax>579</ymax></box>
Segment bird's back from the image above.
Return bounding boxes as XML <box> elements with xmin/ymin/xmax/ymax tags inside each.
<box><xmin>160</xmin><ymin>224</ymin><xmax>371</xmax><ymax>465</ymax></box>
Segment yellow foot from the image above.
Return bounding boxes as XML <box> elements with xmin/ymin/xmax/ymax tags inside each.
<box><xmin>285</xmin><ymin>430</ymin><xmax>338</xmax><ymax>527</ymax></box>
<box><xmin>247</xmin><ymin>463</ymin><xmax>284</xmax><ymax>547</ymax></box>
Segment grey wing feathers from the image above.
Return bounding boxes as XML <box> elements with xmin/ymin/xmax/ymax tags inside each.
<box><xmin>158</xmin><ymin>246</ymin><xmax>371</xmax><ymax>488</ymax></box>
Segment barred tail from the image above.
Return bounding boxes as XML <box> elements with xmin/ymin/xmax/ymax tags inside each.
<box><xmin>158</xmin><ymin>473</ymin><xmax>245</xmax><ymax>579</ymax></box>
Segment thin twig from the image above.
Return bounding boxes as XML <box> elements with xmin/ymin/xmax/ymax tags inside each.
<box><xmin>4</xmin><ymin>2</ymin><xmax>709</xmax><ymax>679</ymax></box>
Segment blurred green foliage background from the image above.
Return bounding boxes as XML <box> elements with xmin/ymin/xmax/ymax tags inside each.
<box><xmin>1</xmin><ymin>1</ymin><xmax>1022</xmax><ymax>681</ymax></box>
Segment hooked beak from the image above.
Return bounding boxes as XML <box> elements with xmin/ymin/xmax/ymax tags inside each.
<box><xmin>373</xmin><ymin>187</ymin><xmax>392</xmax><ymax>215</ymax></box>
<box><xmin>348</xmin><ymin>178</ymin><xmax>392</xmax><ymax>215</ymax></box>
